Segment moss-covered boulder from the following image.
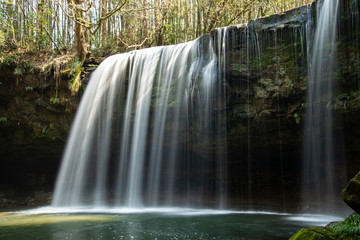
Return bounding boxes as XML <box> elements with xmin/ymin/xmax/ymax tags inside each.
<box><xmin>290</xmin><ymin>215</ymin><xmax>360</xmax><ymax>240</ymax></box>
<box><xmin>289</xmin><ymin>226</ymin><xmax>336</xmax><ymax>240</ymax></box>
<box><xmin>341</xmin><ymin>171</ymin><xmax>360</xmax><ymax>213</ymax></box>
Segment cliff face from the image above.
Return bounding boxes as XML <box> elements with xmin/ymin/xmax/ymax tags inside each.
<box><xmin>1</xmin><ymin>0</ymin><xmax>360</xmax><ymax>208</ymax></box>
<box><xmin>220</xmin><ymin>6</ymin><xmax>312</xmax><ymax>206</ymax></box>
<box><xmin>0</xmin><ymin>57</ymin><xmax>85</xmax><ymax>206</ymax></box>
<box><xmin>218</xmin><ymin>0</ymin><xmax>360</xmax><ymax>207</ymax></box>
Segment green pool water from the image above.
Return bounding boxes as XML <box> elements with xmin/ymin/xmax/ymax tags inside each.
<box><xmin>0</xmin><ymin>208</ymin><xmax>343</xmax><ymax>240</ymax></box>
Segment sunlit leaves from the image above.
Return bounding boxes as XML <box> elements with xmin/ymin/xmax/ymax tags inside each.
<box><xmin>0</xmin><ymin>0</ymin><xmax>313</xmax><ymax>56</ymax></box>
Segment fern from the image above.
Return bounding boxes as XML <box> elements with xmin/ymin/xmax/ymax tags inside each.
<box><xmin>331</xmin><ymin>214</ymin><xmax>360</xmax><ymax>238</ymax></box>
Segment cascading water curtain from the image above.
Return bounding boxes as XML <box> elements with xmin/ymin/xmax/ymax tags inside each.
<box><xmin>302</xmin><ymin>0</ymin><xmax>341</xmax><ymax>211</ymax></box>
<box><xmin>52</xmin><ymin>31</ymin><xmax>228</xmax><ymax>209</ymax></box>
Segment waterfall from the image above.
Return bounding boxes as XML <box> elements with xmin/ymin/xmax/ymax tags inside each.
<box><xmin>51</xmin><ymin>0</ymin><xmax>349</xmax><ymax>211</ymax></box>
<box><xmin>52</xmin><ymin>32</ymin><xmax>228</xmax><ymax>208</ymax></box>
<box><xmin>302</xmin><ymin>0</ymin><xmax>341</xmax><ymax>210</ymax></box>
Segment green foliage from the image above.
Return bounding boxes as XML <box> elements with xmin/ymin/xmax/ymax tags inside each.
<box><xmin>67</xmin><ymin>60</ymin><xmax>83</xmax><ymax>92</ymax></box>
<box><xmin>338</xmin><ymin>93</ymin><xmax>351</xmax><ymax>101</ymax></box>
<box><xmin>293</xmin><ymin>113</ymin><xmax>301</xmax><ymax>124</ymax></box>
<box><xmin>70</xmin><ymin>60</ymin><xmax>83</xmax><ymax>72</ymax></box>
<box><xmin>163</xmin><ymin>22</ymin><xmax>183</xmax><ymax>45</ymax></box>
<box><xmin>0</xmin><ymin>0</ymin><xmax>313</xmax><ymax>57</ymax></box>
<box><xmin>278</xmin><ymin>66</ymin><xmax>286</xmax><ymax>76</ymax></box>
<box><xmin>0</xmin><ymin>51</ymin><xmax>35</xmax><ymax>75</ymax></box>
<box><xmin>25</xmin><ymin>86</ymin><xmax>33</xmax><ymax>92</ymax></box>
<box><xmin>331</xmin><ymin>214</ymin><xmax>360</xmax><ymax>238</ymax></box>
<box><xmin>70</xmin><ymin>70</ymin><xmax>82</xmax><ymax>93</ymax></box>
<box><xmin>91</xmin><ymin>39</ymin><xmax>121</xmax><ymax>58</ymax></box>
<box><xmin>291</xmin><ymin>215</ymin><xmax>360</xmax><ymax>240</ymax></box>
<box><xmin>0</xmin><ymin>30</ymin><xmax>5</xmax><ymax>48</ymax></box>
<box><xmin>50</xmin><ymin>97</ymin><xmax>60</xmax><ymax>104</ymax></box>
<box><xmin>0</xmin><ymin>116</ymin><xmax>7</xmax><ymax>122</ymax></box>
<box><xmin>289</xmin><ymin>226</ymin><xmax>336</xmax><ymax>240</ymax></box>
<box><xmin>335</xmin><ymin>93</ymin><xmax>351</xmax><ymax>110</ymax></box>
<box><xmin>14</xmin><ymin>67</ymin><xmax>25</xmax><ymax>76</ymax></box>
<box><xmin>1</xmin><ymin>54</ymin><xmax>17</xmax><ymax>67</ymax></box>
<box><xmin>35</xmin><ymin>33</ymin><xmax>51</xmax><ymax>52</ymax></box>
<box><xmin>12</xmin><ymin>60</ymin><xmax>32</xmax><ymax>76</ymax></box>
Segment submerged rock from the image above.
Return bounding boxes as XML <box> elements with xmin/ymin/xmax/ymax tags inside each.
<box><xmin>341</xmin><ymin>171</ymin><xmax>360</xmax><ymax>213</ymax></box>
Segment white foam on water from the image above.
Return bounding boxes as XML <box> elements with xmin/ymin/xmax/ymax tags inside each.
<box><xmin>16</xmin><ymin>206</ymin><xmax>293</xmax><ymax>216</ymax></box>
<box><xmin>286</xmin><ymin>214</ymin><xmax>344</xmax><ymax>226</ymax></box>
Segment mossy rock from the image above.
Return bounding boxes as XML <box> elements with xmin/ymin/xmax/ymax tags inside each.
<box><xmin>289</xmin><ymin>226</ymin><xmax>336</xmax><ymax>240</ymax></box>
<box><xmin>290</xmin><ymin>214</ymin><xmax>360</xmax><ymax>240</ymax></box>
<box><xmin>342</xmin><ymin>171</ymin><xmax>360</xmax><ymax>213</ymax></box>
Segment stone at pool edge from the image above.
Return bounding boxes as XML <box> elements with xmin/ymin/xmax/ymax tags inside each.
<box><xmin>341</xmin><ymin>171</ymin><xmax>360</xmax><ymax>214</ymax></box>
<box><xmin>289</xmin><ymin>226</ymin><xmax>336</xmax><ymax>240</ymax></box>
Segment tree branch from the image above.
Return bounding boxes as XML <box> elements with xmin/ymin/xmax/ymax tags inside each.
<box><xmin>53</xmin><ymin>0</ymin><xmax>128</xmax><ymax>34</ymax></box>
<box><xmin>119</xmin><ymin>37</ymin><xmax>150</xmax><ymax>49</ymax></box>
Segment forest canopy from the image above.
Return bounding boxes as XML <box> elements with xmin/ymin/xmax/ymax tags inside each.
<box><xmin>0</xmin><ymin>0</ymin><xmax>312</xmax><ymax>61</ymax></box>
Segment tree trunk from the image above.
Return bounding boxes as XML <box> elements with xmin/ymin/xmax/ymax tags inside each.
<box><xmin>70</xmin><ymin>0</ymin><xmax>89</xmax><ymax>61</ymax></box>
<box><xmin>101</xmin><ymin>0</ymin><xmax>108</xmax><ymax>46</ymax></box>
<box><xmin>38</xmin><ymin>0</ymin><xmax>44</xmax><ymax>35</ymax></box>
<box><xmin>140</xmin><ymin>0</ymin><xmax>148</xmax><ymax>45</ymax></box>
<box><xmin>154</xmin><ymin>0</ymin><xmax>163</xmax><ymax>45</ymax></box>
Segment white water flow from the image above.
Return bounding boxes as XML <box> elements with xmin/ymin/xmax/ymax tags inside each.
<box><xmin>52</xmin><ymin>32</ymin><xmax>228</xmax><ymax>208</ymax></box>
<box><xmin>303</xmin><ymin>0</ymin><xmax>340</xmax><ymax>209</ymax></box>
